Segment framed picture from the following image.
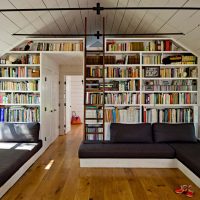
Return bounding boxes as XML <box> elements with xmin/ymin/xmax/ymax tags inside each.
<box><xmin>144</xmin><ymin>66</ymin><xmax>160</xmax><ymax>77</ymax></box>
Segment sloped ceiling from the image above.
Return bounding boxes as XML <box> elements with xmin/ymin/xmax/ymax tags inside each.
<box><xmin>0</xmin><ymin>0</ymin><xmax>200</xmax><ymax>55</ymax></box>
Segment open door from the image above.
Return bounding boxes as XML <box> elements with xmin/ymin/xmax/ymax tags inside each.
<box><xmin>65</xmin><ymin>76</ymin><xmax>71</xmax><ymax>133</ymax></box>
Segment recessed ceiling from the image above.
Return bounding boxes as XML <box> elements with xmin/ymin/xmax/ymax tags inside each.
<box><xmin>0</xmin><ymin>0</ymin><xmax>200</xmax><ymax>55</ymax></box>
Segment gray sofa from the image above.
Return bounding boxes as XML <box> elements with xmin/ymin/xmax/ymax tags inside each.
<box><xmin>0</xmin><ymin>123</ymin><xmax>42</xmax><ymax>187</ymax></box>
<box><xmin>79</xmin><ymin>123</ymin><xmax>200</xmax><ymax>179</ymax></box>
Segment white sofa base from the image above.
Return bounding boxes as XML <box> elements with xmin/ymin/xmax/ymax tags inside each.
<box><xmin>80</xmin><ymin>158</ymin><xmax>200</xmax><ymax>188</ymax></box>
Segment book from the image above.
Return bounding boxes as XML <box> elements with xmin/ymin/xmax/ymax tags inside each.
<box><xmin>143</xmin><ymin>107</ymin><xmax>193</xmax><ymax>123</ymax></box>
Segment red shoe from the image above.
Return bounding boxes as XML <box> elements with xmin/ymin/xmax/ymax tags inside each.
<box><xmin>185</xmin><ymin>185</ymin><xmax>194</xmax><ymax>198</ymax></box>
<box><xmin>175</xmin><ymin>185</ymin><xmax>188</xmax><ymax>194</ymax></box>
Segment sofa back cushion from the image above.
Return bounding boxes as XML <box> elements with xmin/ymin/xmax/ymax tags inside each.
<box><xmin>110</xmin><ymin>123</ymin><xmax>153</xmax><ymax>143</ymax></box>
<box><xmin>0</xmin><ymin>123</ymin><xmax>40</xmax><ymax>142</ymax></box>
<box><xmin>153</xmin><ymin>123</ymin><xmax>197</xmax><ymax>143</ymax></box>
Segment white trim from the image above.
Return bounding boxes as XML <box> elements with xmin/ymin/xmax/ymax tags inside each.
<box><xmin>80</xmin><ymin>158</ymin><xmax>177</xmax><ymax>168</ymax></box>
<box><xmin>0</xmin><ymin>77</ymin><xmax>40</xmax><ymax>80</ymax></box>
<box><xmin>141</xmin><ymin>77</ymin><xmax>198</xmax><ymax>80</ymax></box>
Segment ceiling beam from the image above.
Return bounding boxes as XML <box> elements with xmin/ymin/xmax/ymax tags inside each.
<box><xmin>1</xmin><ymin>7</ymin><xmax>200</xmax><ymax>12</ymax></box>
<box><xmin>13</xmin><ymin>32</ymin><xmax>184</xmax><ymax>37</ymax></box>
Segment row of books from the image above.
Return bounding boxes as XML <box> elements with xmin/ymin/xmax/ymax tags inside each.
<box><xmin>86</xmin><ymin>55</ymin><xmax>141</xmax><ymax>65</ymax></box>
<box><xmin>143</xmin><ymin>80</ymin><xmax>197</xmax><ymax>91</ymax></box>
<box><xmin>7</xmin><ymin>55</ymin><xmax>40</xmax><ymax>65</ymax></box>
<box><xmin>143</xmin><ymin>40</ymin><xmax>180</xmax><ymax>51</ymax></box>
<box><xmin>163</xmin><ymin>55</ymin><xmax>197</xmax><ymax>65</ymax></box>
<box><xmin>142</xmin><ymin>55</ymin><xmax>161</xmax><ymax>64</ymax></box>
<box><xmin>0</xmin><ymin>67</ymin><xmax>25</xmax><ymax>77</ymax></box>
<box><xmin>86</xmin><ymin>56</ymin><xmax>103</xmax><ymax>65</ymax></box>
<box><xmin>105</xmin><ymin>107</ymin><xmax>140</xmax><ymax>123</ymax></box>
<box><xmin>85</xmin><ymin>126</ymin><xmax>103</xmax><ymax>133</ymax></box>
<box><xmin>86</xmin><ymin>67</ymin><xmax>103</xmax><ymax>78</ymax></box>
<box><xmin>85</xmin><ymin>109</ymin><xmax>103</xmax><ymax>118</ymax></box>
<box><xmin>141</xmin><ymin>93</ymin><xmax>197</xmax><ymax>104</ymax></box>
<box><xmin>144</xmin><ymin>80</ymin><xmax>197</xmax><ymax>86</ymax></box>
<box><xmin>85</xmin><ymin>134</ymin><xmax>103</xmax><ymax>141</ymax></box>
<box><xmin>142</xmin><ymin>85</ymin><xmax>197</xmax><ymax>91</ymax></box>
<box><xmin>0</xmin><ymin>107</ymin><xmax>40</xmax><ymax>122</ymax></box>
<box><xmin>106</xmin><ymin>41</ymin><xmax>144</xmax><ymax>51</ymax></box>
<box><xmin>34</xmin><ymin>42</ymin><xmax>83</xmax><ymax>51</ymax></box>
<box><xmin>0</xmin><ymin>93</ymin><xmax>40</xmax><ymax>104</ymax></box>
<box><xmin>159</xmin><ymin>67</ymin><xmax>197</xmax><ymax>78</ymax></box>
<box><xmin>103</xmin><ymin>80</ymin><xmax>140</xmax><ymax>91</ymax></box>
<box><xmin>0</xmin><ymin>81</ymin><xmax>39</xmax><ymax>91</ymax></box>
<box><xmin>143</xmin><ymin>108</ymin><xmax>193</xmax><ymax>123</ymax></box>
<box><xmin>86</xmin><ymin>93</ymin><xmax>103</xmax><ymax>105</ymax></box>
<box><xmin>104</xmin><ymin>67</ymin><xmax>140</xmax><ymax>78</ymax></box>
<box><xmin>106</xmin><ymin>40</ymin><xmax>181</xmax><ymax>52</ymax></box>
<box><xmin>105</xmin><ymin>93</ymin><xmax>140</xmax><ymax>104</ymax></box>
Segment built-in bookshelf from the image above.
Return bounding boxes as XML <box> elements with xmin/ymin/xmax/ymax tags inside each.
<box><xmin>102</xmin><ymin>38</ymin><xmax>199</xmax><ymax>140</ymax></box>
<box><xmin>0</xmin><ymin>51</ymin><xmax>41</xmax><ymax>123</ymax></box>
<box><xmin>1</xmin><ymin>38</ymin><xmax>84</xmax><ymax>125</ymax></box>
<box><xmin>12</xmin><ymin>39</ymin><xmax>83</xmax><ymax>52</ymax></box>
<box><xmin>84</xmin><ymin>52</ymin><xmax>105</xmax><ymax>141</ymax></box>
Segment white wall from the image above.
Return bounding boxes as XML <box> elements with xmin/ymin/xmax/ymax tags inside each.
<box><xmin>70</xmin><ymin>76</ymin><xmax>84</xmax><ymax>122</ymax></box>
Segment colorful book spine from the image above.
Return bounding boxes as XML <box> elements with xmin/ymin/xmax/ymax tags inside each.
<box><xmin>142</xmin><ymin>107</ymin><xmax>193</xmax><ymax>123</ymax></box>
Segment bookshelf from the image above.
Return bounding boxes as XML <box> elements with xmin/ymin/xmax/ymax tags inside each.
<box><xmin>103</xmin><ymin>38</ymin><xmax>199</xmax><ymax>140</ymax></box>
<box><xmin>0</xmin><ymin>51</ymin><xmax>40</xmax><ymax>123</ymax></box>
<box><xmin>83</xmin><ymin>18</ymin><xmax>105</xmax><ymax>141</ymax></box>
<box><xmin>0</xmin><ymin>38</ymin><xmax>84</xmax><ymax>136</ymax></box>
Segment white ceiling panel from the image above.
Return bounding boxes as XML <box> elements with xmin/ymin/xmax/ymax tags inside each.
<box><xmin>0</xmin><ymin>0</ymin><xmax>200</xmax><ymax>55</ymax></box>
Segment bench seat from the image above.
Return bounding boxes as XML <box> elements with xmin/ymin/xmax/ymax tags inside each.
<box><xmin>0</xmin><ymin>141</ymin><xmax>42</xmax><ymax>187</ymax></box>
<box><xmin>79</xmin><ymin>142</ymin><xmax>175</xmax><ymax>158</ymax></box>
<box><xmin>170</xmin><ymin>143</ymin><xmax>200</xmax><ymax>178</ymax></box>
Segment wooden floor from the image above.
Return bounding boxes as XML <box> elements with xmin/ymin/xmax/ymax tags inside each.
<box><xmin>2</xmin><ymin>125</ymin><xmax>200</xmax><ymax>200</ymax></box>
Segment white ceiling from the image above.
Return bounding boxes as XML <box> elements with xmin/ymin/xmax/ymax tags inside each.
<box><xmin>0</xmin><ymin>0</ymin><xmax>200</xmax><ymax>55</ymax></box>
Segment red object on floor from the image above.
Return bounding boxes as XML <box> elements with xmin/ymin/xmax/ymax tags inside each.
<box><xmin>175</xmin><ymin>185</ymin><xmax>188</xmax><ymax>194</ymax></box>
<box><xmin>186</xmin><ymin>185</ymin><xmax>194</xmax><ymax>198</ymax></box>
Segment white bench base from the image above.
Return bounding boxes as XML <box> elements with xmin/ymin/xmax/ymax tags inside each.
<box><xmin>80</xmin><ymin>158</ymin><xmax>200</xmax><ymax>188</ymax></box>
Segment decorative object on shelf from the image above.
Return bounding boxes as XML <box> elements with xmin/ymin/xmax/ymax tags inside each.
<box><xmin>144</xmin><ymin>80</ymin><xmax>154</xmax><ymax>91</ymax></box>
<box><xmin>24</xmin><ymin>41</ymin><xmax>33</xmax><ymax>51</ymax></box>
<box><xmin>144</xmin><ymin>66</ymin><xmax>160</xmax><ymax>77</ymax></box>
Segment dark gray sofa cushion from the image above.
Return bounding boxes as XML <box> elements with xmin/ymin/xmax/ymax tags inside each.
<box><xmin>169</xmin><ymin>143</ymin><xmax>200</xmax><ymax>178</ymax></box>
<box><xmin>78</xmin><ymin>142</ymin><xmax>175</xmax><ymax>158</ymax></box>
<box><xmin>110</xmin><ymin>123</ymin><xmax>153</xmax><ymax>143</ymax></box>
<box><xmin>0</xmin><ymin>140</ymin><xmax>42</xmax><ymax>186</ymax></box>
<box><xmin>0</xmin><ymin>123</ymin><xmax>40</xmax><ymax>142</ymax></box>
<box><xmin>152</xmin><ymin>123</ymin><xmax>197</xmax><ymax>143</ymax></box>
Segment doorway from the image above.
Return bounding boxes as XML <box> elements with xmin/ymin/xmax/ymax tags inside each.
<box><xmin>64</xmin><ymin>75</ymin><xmax>84</xmax><ymax>133</ymax></box>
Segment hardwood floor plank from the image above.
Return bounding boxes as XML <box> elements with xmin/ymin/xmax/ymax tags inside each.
<box><xmin>1</xmin><ymin>125</ymin><xmax>200</xmax><ymax>200</ymax></box>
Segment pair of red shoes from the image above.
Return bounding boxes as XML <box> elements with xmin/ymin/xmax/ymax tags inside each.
<box><xmin>175</xmin><ymin>185</ymin><xmax>194</xmax><ymax>198</ymax></box>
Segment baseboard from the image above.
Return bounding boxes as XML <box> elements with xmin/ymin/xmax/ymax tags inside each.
<box><xmin>80</xmin><ymin>158</ymin><xmax>177</xmax><ymax>168</ymax></box>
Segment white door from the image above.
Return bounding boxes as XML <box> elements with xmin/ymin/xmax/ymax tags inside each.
<box><xmin>65</xmin><ymin>76</ymin><xmax>71</xmax><ymax>133</ymax></box>
<box><xmin>51</xmin><ymin>73</ymin><xmax>59</xmax><ymax>141</ymax></box>
<box><xmin>41</xmin><ymin>68</ymin><xmax>53</xmax><ymax>145</ymax></box>
<box><xmin>71</xmin><ymin>76</ymin><xmax>84</xmax><ymax>122</ymax></box>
